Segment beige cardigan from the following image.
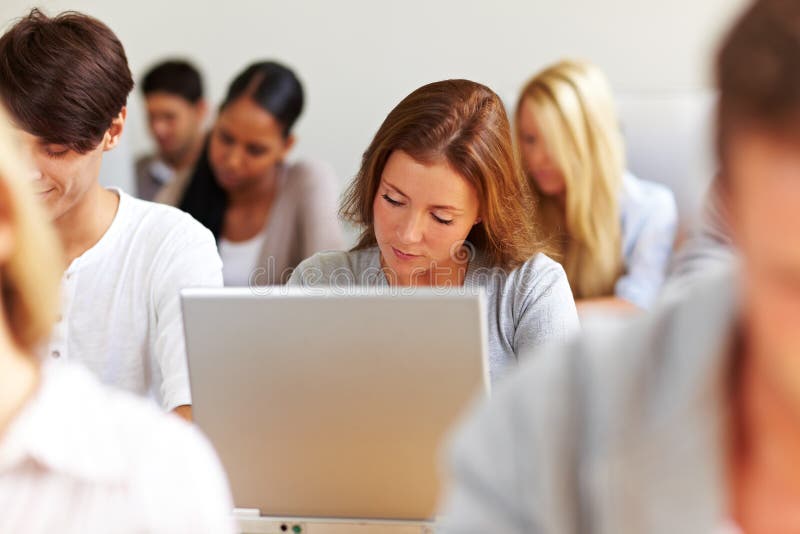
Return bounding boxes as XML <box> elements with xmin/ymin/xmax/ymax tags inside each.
<box><xmin>163</xmin><ymin>157</ymin><xmax>344</xmax><ymax>285</ymax></box>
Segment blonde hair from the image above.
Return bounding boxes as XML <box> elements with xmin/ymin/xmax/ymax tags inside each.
<box><xmin>516</xmin><ymin>59</ymin><xmax>624</xmax><ymax>299</ymax></box>
<box><xmin>0</xmin><ymin>107</ymin><xmax>63</xmax><ymax>352</ymax></box>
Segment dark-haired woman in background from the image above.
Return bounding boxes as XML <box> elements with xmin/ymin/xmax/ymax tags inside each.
<box><xmin>180</xmin><ymin>61</ymin><xmax>343</xmax><ymax>286</ymax></box>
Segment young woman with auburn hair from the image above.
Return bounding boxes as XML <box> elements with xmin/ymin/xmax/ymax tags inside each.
<box><xmin>516</xmin><ymin>60</ymin><xmax>678</xmax><ymax>312</ymax></box>
<box><xmin>290</xmin><ymin>79</ymin><xmax>579</xmax><ymax>382</ymax></box>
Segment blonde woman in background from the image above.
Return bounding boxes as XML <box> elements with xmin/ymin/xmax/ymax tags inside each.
<box><xmin>516</xmin><ymin>60</ymin><xmax>678</xmax><ymax>311</ymax></box>
<box><xmin>0</xmin><ymin>108</ymin><xmax>235</xmax><ymax>533</ymax></box>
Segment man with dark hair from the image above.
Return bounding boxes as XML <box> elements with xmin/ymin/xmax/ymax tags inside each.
<box><xmin>136</xmin><ymin>60</ymin><xmax>207</xmax><ymax>203</ymax></box>
<box><xmin>0</xmin><ymin>9</ymin><xmax>222</xmax><ymax>421</ymax></box>
<box><xmin>438</xmin><ymin>0</ymin><xmax>800</xmax><ymax>532</ymax></box>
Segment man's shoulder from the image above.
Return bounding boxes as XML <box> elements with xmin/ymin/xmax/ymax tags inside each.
<box><xmin>135</xmin><ymin>153</ymin><xmax>157</xmax><ymax>169</ymax></box>
<box><xmin>115</xmin><ymin>191</ymin><xmax>218</xmax><ymax>265</ymax></box>
<box><xmin>122</xmin><ymin>191</ymin><xmax>208</xmax><ymax>235</ymax></box>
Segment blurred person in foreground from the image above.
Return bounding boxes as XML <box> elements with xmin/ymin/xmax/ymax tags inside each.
<box><xmin>438</xmin><ymin>1</ymin><xmax>800</xmax><ymax>532</ymax></box>
<box><xmin>0</xmin><ymin>107</ymin><xmax>235</xmax><ymax>533</ymax></box>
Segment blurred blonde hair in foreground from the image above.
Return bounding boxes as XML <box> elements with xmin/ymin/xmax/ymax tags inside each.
<box><xmin>517</xmin><ymin>59</ymin><xmax>625</xmax><ymax>299</ymax></box>
<box><xmin>0</xmin><ymin>106</ymin><xmax>62</xmax><ymax>353</ymax></box>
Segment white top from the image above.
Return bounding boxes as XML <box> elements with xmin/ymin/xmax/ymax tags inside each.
<box><xmin>46</xmin><ymin>189</ymin><xmax>223</xmax><ymax>410</ymax></box>
<box><xmin>219</xmin><ymin>233</ymin><xmax>265</xmax><ymax>286</ymax></box>
<box><xmin>0</xmin><ymin>361</ymin><xmax>236</xmax><ymax>534</ymax></box>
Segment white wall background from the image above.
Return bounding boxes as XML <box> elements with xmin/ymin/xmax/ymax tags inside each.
<box><xmin>1</xmin><ymin>0</ymin><xmax>749</xmax><ymax>229</ymax></box>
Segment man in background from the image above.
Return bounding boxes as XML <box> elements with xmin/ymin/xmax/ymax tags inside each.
<box><xmin>136</xmin><ymin>60</ymin><xmax>207</xmax><ymax>203</ymax></box>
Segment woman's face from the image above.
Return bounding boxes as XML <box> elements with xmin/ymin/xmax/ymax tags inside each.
<box><xmin>209</xmin><ymin>97</ymin><xmax>294</xmax><ymax>193</ymax></box>
<box><xmin>517</xmin><ymin>100</ymin><xmax>566</xmax><ymax>198</ymax></box>
<box><xmin>372</xmin><ymin>150</ymin><xmax>480</xmax><ymax>286</ymax></box>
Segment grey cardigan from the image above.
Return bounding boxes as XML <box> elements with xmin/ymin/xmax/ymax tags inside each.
<box><xmin>288</xmin><ymin>247</ymin><xmax>580</xmax><ymax>383</ymax></box>
<box><xmin>438</xmin><ymin>269</ymin><xmax>738</xmax><ymax>533</ymax></box>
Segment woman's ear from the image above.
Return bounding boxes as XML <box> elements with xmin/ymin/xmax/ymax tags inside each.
<box><xmin>278</xmin><ymin>134</ymin><xmax>296</xmax><ymax>164</ymax></box>
<box><xmin>103</xmin><ymin>107</ymin><xmax>127</xmax><ymax>152</ymax></box>
<box><xmin>474</xmin><ymin>217</ymin><xmax>482</xmax><ymax>225</ymax></box>
<box><xmin>284</xmin><ymin>133</ymin><xmax>296</xmax><ymax>153</ymax></box>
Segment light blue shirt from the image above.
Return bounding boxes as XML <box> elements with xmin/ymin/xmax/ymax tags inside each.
<box><xmin>615</xmin><ymin>171</ymin><xmax>678</xmax><ymax>308</ymax></box>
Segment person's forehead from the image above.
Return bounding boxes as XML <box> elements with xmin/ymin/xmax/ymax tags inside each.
<box><xmin>14</xmin><ymin>128</ymin><xmax>43</xmax><ymax>144</ymax></box>
<box><xmin>145</xmin><ymin>91</ymin><xmax>194</xmax><ymax>109</ymax></box>
<box><xmin>381</xmin><ymin>151</ymin><xmax>477</xmax><ymax>206</ymax></box>
<box><xmin>217</xmin><ymin>99</ymin><xmax>283</xmax><ymax>139</ymax></box>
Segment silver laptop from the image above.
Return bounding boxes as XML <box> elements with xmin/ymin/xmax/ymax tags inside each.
<box><xmin>181</xmin><ymin>287</ymin><xmax>489</xmax><ymax>522</ymax></box>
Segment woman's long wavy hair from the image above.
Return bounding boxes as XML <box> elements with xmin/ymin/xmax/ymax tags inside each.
<box><xmin>517</xmin><ymin>60</ymin><xmax>625</xmax><ymax>299</ymax></box>
<box><xmin>342</xmin><ymin>79</ymin><xmax>544</xmax><ymax>271</ymax></box>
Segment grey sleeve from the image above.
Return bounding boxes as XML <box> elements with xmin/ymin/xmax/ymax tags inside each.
<box><xmin>513</xmin><ymin>260</ymin><xmax>580</xmax><ymax>359</ymax></box>
<box><xmin>667</xmin><ymin>180</ymin><xmax>737</xmax><ymax>291</ymax></box>
<box><xmin>437</xmin><ymin>391</ymin><xmax>539</xmax><ymax>533</ymax></box>
<box><xmin>438</xmin><ymin>342</ymin><xmax>584</xmax><ymax>534</ymax></box>
<box><xmin>286</xmin><ymin>252</ymin><xmax>353</xmax><ymax>288</ymax></box>
<box><xmin>287</xmin><ymin>256</ymin><xmax>317</xmax><ymax>287</ymax></box>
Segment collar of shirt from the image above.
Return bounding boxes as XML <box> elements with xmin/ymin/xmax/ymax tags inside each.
<box><xmin>0</xmin><ymin>361</ymin><xmax>128</xmax><ymax>483</ymax></box>
<box><xmin>148</xmin><ymin>158</ymin><xmax>174</xmax><ymax>185</ymax></box>
<box><xmin>65</xmin><ymin>188</ymin><xmax>130</xmax><ymax>277</ymax></box>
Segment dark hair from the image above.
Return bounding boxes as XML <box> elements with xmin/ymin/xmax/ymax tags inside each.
<box><xmin>179</xmin><ymin>61</ymin><xmax>304</xmax><ymax>238</ymax></box>
<box><xmin>341</xmin><ymin>79</ymin><xmax>542</xmax><ymax>271</ymax></box>
<box><xmin>219</xmin><ymin>61</ymin><xmax>304</xmax><ymax>136</ymax></box>
<box><xmin>141</xmin><ymin>59</ymin><xmax>204</xmax><ymax>103</ymax></box>
<box><xmin>716</xmin><ymin>0</ymin><xmax>800</xmax><ymax>162</ymax></box>
<box><xmin>0</xmin><ymin>9</ymin><xmax>133</xmax><ymax>154</ymax></box>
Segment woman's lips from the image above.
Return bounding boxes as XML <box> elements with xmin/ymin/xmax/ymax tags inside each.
<box><xmin>392</xmin><ymin>246</ymin><xmax>421</xmax><ymax>261</ymax></box>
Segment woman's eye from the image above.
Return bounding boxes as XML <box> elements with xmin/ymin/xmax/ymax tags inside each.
<box><xmin>45</xmin><ymin>147</ymin><xmax>68</xmax><ymax>158</ymax></box>
<box><xmin>523</xmin><ymin>135</ymin><xmax>537</xmax><ymax>144</ymax></box>
<box><xmin>246</xmin><ymin>146</ymin><xmax>268</xmax><ymax>157</ymax></box>
<box><xmin>432</xmin><ymin>213</ymin><xmax>454</xmax><ymax>225</ymax></box>
<box><xmin>382</xmin><ymin>193</ymin><xmax>403</xmax><ymax>206</ymax></box>
<box><xmin>217</xmin><ymin>131</ymin><xmax>234</xmax><ymax>145</ymax></box>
